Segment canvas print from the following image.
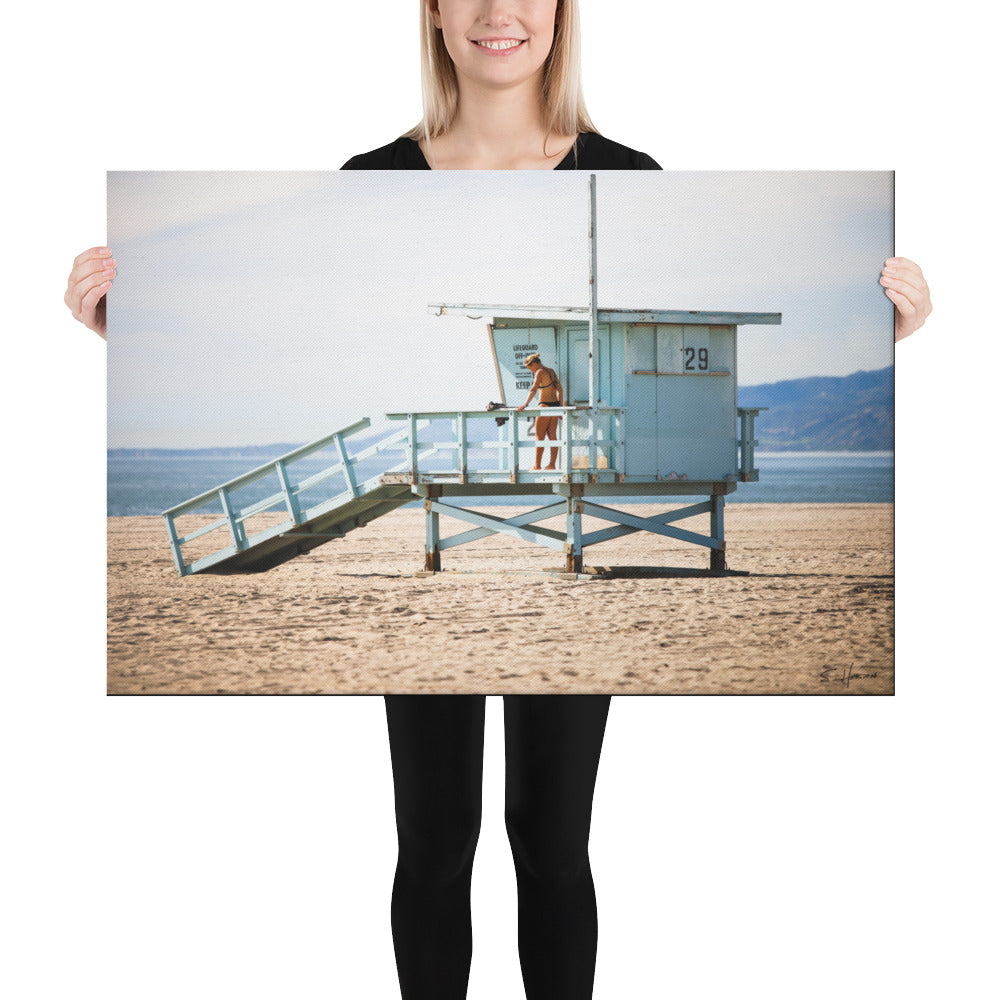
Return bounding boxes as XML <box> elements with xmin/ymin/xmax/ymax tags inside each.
<box><xmin>107</xmin><ymin>171</ymin><xmax>893</xmax><ymax>694</ymax></box>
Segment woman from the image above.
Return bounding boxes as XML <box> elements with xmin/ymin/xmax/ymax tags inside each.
<box><xmin>518</xmin><ymin>352</ymin><xmax>564</xmax><ymax>470</ymax></box>
<box><xmin>349</xmin><ymin>8</ymin><xmax>636</xmax><ymax>997</ymax></box>
<box><xmin>64</xmin><ymin>3</ymin><xmax>932</xmax><ymax>998</ymax></box>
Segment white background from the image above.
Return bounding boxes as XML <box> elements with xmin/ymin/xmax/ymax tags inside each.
<box><xmin>4</xmin><ymin>2</ymin><xmax>998</xmax><ymax>998</ymax></box>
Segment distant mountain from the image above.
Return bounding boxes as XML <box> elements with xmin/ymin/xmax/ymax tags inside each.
<box><xmin>738</xmin><ymin>366</ymin><xmax>893</xmax><ymax>451</ymax></box>
<box><xmin>111</xmin><ymin>366</ymin><xmax>894</xmax><ymax>458</ymax></box>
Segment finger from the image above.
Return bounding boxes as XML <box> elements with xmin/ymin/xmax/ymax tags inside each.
<box><xmin>69</xmin><ymin>272</ymin><xmax>113</xmax><ymax>321</ymax></box>
<box><xmin>69</xmin><ymin>255</ymin><xmax>116</xmax><ymax>287</ymax></box>
<box><xmin>883</xmin><ymin>259</ymin><xmax>929</xmax><ymax>300</ymax></box>
<box><xmin>880</xmin><ymin>272</ymin><xmax>925</xmax><ymax>307</ymax></box>
<box><xmin>883</xmin><ymin>286</ymin><xmax>915</xmax><ymax>313</ymax></box>
<box><xmin>883</xmin><ymin>259</ymin><xmax>927</xmax><ymax>287</ymax></box>
<box><xmin>72</xmin><ymin>246</ymin><xmax>113</xmax><ymax>270</ymax></box>
<box><xmin>78</xmin><ymin>278</ymin><xmax>112</xmax><ymax>325</ymax></box>
<box><xmin>885</xmin><ymin>272</ymin><xmax>932</xmax><ymax>325</ymax></box>
<box><xmin>69</xmin><ymin>264</ymin><xmax>114</xmax><ymax>301</ymax></box>
<box><xmin>69</xmin><ymin>261</ymin><xmax>116</xmax><ymax>304</ymax></box>
<box><xmin>885</xmin><ymin>287</ymin><xmax>923</xmax><ymax>342</ymax></box>
<box><xmin>883</xmin><ymin>284</ymin><xmax>931</xmax><ymax>333</ymax></box>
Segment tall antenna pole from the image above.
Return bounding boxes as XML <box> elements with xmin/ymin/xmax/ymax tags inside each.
<box><xmin>588</xmin><ymin>174</ymin><xmax>598</xmax><ymax>407</ymax></box>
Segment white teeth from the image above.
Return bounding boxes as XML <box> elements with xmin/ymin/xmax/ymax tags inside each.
<box><xmin>476</xmin><ymin>39</ymin><xmax>523</xmax><ymax>50</ymax></box>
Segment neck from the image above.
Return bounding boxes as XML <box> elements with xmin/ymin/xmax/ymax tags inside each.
<box><xmin>426</xmin><ymin>75</ymin><xmax>573</xmax><ymax>170</ymax></box>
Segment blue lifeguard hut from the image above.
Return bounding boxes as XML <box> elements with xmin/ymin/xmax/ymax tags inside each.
<box><xmin>163</xmin><ymin>178</ymin><xmax>779</xmax><ymax>578</ymax></box>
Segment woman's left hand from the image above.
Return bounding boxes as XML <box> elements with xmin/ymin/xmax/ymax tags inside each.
<box><xmin>881</xmin><ymin>257</ymin><xmax>932</xmax><ymax>342</ymax></box>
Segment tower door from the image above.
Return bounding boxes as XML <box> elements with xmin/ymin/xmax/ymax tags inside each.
<box><xmin>567</xmin><ymin>326</ymin><xmax>610</xmax><ymax>405</ymax></box>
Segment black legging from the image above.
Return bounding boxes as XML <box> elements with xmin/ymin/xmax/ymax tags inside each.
<box><xmin>385</xmin><ymin>694</ymin><xmax>611</xmax><ymax>1000</ymax></box>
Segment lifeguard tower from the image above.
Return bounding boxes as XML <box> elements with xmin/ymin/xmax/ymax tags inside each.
<box><xmin>163</xmin><ymin>178</ymin><xmax>779</xmax><ymax>578</ymax></box>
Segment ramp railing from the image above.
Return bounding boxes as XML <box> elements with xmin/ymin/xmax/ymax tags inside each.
<box><xmin>162</xmin><ymin>418</ymin><xmax>433</xmax><ymax>575</ymax></box>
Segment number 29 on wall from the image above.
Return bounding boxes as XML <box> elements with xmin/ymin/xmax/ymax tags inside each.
<box><xmin>683</xmin><ymin>346</ymin><xmax>709</xmax><ymax>371</ymax></box>
<box><xmin>681</xmin><ymin>327</ymin><xmax>711</xmax><ymax>372</ymax></box>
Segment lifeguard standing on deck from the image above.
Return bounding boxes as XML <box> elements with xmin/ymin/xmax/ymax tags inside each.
<box><xmin>518</xmin><ymin>352</ymin><xmax>564</xmax><ymax>470</ymax></box>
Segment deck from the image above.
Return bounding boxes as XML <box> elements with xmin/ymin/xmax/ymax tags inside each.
<box><xmin>163</xmin><ymin>406</ymin><xmax>761</xmax><ymax>576</ymax></box>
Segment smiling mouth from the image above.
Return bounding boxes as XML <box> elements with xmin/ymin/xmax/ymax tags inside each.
<box><xmin>472</xmin><ymin>38</ymin><xmax>527</xmax><ymax>51</ymax></box>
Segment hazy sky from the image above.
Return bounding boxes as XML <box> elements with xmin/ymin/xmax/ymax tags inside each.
<box><xmin>108</xmin><ymin>171</ymin><xmax>893</xmax><ymax>449</ymax></box>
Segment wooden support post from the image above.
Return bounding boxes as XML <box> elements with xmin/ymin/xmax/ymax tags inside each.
<box><xmin>710</xmin><ymin>492</ymin><xmax>726</xmax><ymax>574</ymax></box>
<box><xmin>565</xmin><ymin>491</ymin><xmax>583</xmax><ymax>574</ymax></box>
<box><xmin>424</xmin><ymin>486</ymin><xmax>442</xmax><ymax>572</ymax></box>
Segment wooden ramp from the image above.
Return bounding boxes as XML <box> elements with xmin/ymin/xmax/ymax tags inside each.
<box><xmin>162</xmin><ymin>419</ymin><xmax>428</xmax><ymax>576</ymax></box>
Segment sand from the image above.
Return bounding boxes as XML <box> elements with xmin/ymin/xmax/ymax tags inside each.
<box><xmin>107</xmin><ymin>503</ymin><xmax>893</xmax><ymax>695</ymax></box>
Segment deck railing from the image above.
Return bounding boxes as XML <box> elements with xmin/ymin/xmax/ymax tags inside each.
<box><xmin>737</xmin><ymin>406</ymin><xmax>766</xmax><ymax>482</ymax></box>
<box><xmin>385</xmin><ymin>406</ymin><xmax>626</xmax><ymax>484</ymax></box>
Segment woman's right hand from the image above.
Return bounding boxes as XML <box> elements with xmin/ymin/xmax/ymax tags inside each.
<box><xmin>65</xmin><ymin>247</ymin><xmax>115</xmax><ymax>340</ymax></box>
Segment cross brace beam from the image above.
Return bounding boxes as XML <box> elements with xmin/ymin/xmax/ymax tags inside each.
<box><xmin>426</xmin><ymin>500</ymin><xmax>567</xmax><ymax>552</ymax></box>
<box><xmin>437</xmin><ymin>501</ymin><xmax>567</xmax><ymax>551</ymax></box>
<box><xmin>579</xmin><ymin>499</ymin><xmax>722</xmax><ymax>550</ymax></box>
<box><xmin>580</xmin><ymin>499</ymin><xmax>713</xmax><ymax>546</ymax></box>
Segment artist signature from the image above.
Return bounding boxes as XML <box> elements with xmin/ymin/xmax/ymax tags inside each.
<box><xmin>818</xmin><ymin>663</ymin><xmax>879</xmax><ymax>688</ymax></box>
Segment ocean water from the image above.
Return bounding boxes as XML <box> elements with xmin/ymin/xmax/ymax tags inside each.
<box><xmin>108</xmin><ymin>451</ymin><xmax>893</xmax><ymax>517</ymax></box>
<box><xmin>731</xmin><ymin>451</ymin><xmax>893</xmax><ymax>504</ymax></box>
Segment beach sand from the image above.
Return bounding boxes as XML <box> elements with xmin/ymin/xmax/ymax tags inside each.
<box><xmin>108</xmin><ymin>503</ymin><xmax>893</xmax><ymax>695</ymax></box>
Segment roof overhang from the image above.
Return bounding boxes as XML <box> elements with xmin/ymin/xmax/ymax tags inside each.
<box><xmin>428</xmin><ymin>303</ymin><xmax>781</xmax><ymax>326</ymax></box>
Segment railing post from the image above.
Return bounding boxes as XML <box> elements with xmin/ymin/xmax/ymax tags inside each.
<box><xmin>616</xmin><ymin>409</ymin><xmax>625</xmax><ymax>474</ymax></box>
<box><xmin>333</xmin><ymin>432</ymin><xmax>360</xmax><ymax>498</ymax></box>
<box><xmin>457</xmin><ymin>411</ymin><xmax>467</xmax><ymax>483</ymax></box>
<box><xmin>562</xmin><ymin>409</ymin><xmax>572</xmax><ymax>475</ymax></box>
<box><xmin>163</xmin><ymin>513</ymin><xmax>185</xmax><ymax>575</ymax></box>
<box><xmin>218</xmin><ymin>486</ymin><xmax>245</xmax><ymax>551</ymax></box>
<box><xmin>587</xmin><ymin>410</ymin><xmax>599</xmax><ymax>475</ymax></box>
<box><xmin>408</xmin><ymin>413</ymin><xmax>419</xmax><ymax>482</ymax></box>
<box><xmin>599</xmin><ymin>409</ymin><xmax>608</xmax><ymax>473</ymax></box>
<box><xmin>275</xmin><ymin>459</ymin><xmax>304</xmax><ymax>524</ymax></box>
<box><xmin>739</xmin><ymin>409</ymin><xmax>749</xmax><ymax>478</ymax></box>
<box><xmin>510</xmin><ymin>413</ymin><xmax>520</xmax><ymax>482</ymax></box>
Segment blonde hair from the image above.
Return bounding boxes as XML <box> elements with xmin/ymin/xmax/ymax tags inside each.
<box><xmin>405</xmin><ymin>0</ymin><xmax>598</xmax><ymax>143</ymax></box>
